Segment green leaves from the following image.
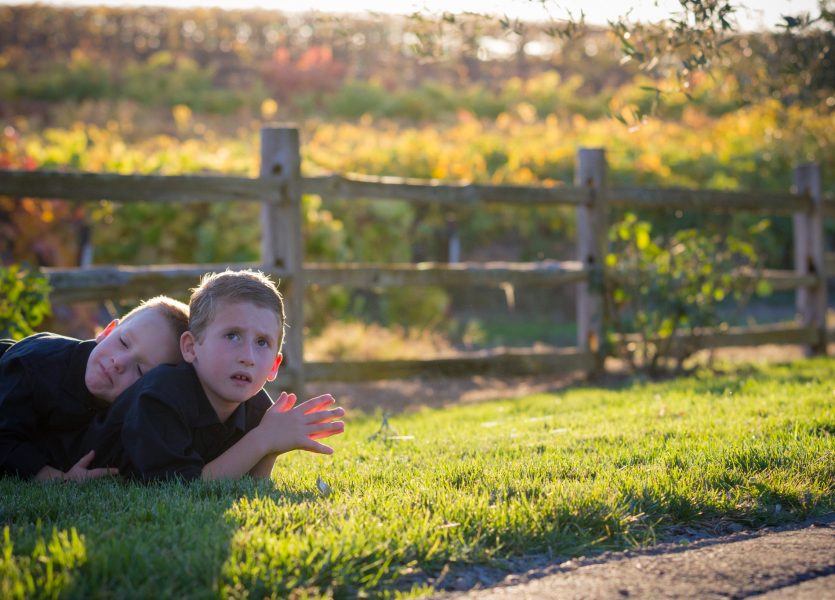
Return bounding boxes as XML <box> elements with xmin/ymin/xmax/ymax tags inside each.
<box><xmin>604</xmin><ymin>214</ymin><xmax>768</xmax><ymax>374</ymax></box>
<box><xmin>0</xmin><ymin>264</ymin><xmax>52</xmax><ymax>340</ymax></box>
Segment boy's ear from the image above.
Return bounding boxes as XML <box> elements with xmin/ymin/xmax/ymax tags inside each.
<box><xmin>95</xmin><ymin>319</ymin><xmax>120</xmax><ymax>343</ymax></box>
<box><xmin>267</xmin><ymin>353</ymin><xmax>282</xmax><ymax>382</ymax></box>
<box><xmin>180</xmin><ymin>331</ymin><xmax>197</xmax><ymax>364</ymax></box>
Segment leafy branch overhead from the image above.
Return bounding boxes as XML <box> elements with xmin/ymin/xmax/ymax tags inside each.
<box><xmin>406</xmin><ymin>0</ymin><xmax>833</xmax><ymax>122</ymax></box>
<box><xmin>603</xmin><ymin>0</ymin><xmax>834</xmax><ymax>119</ymax></box>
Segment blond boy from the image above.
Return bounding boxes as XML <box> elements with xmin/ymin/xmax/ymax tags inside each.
<box><xmin>0</xmin><ymin>296</ymin><xmax>189</xmax><ymax>480</ymax></box>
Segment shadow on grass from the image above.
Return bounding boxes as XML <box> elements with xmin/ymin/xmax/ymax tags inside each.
<box><xmin>0</xmin><ymin>477</ymin><xmax>317</xmax><ymax>598</ymax></box>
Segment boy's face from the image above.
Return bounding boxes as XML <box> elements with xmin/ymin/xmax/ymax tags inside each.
<box><xmin>180</xmin><ymin>300</ymin><xmax>281</xmax><ymax>420</ymax></box>
<box><xmin>85</xmin><ymin>310</ymin><xmax>182</xmax><ymax>403</ymax></box>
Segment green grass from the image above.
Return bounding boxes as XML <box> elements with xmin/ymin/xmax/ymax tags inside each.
<box><xmin>2</xmin><ymin>359</ymin><xmax>833</xmax><ymax>599</ymax></box>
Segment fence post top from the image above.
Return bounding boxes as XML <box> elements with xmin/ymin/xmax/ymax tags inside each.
<box><xmin>260</xmin><ymin>123</ymin><xmax>300</xmax><ymax>133</ymax></box>
<box><xmin>794</xmin><ymin>162</ymin><xmax>820</xmax><ymax>169</ymax></box>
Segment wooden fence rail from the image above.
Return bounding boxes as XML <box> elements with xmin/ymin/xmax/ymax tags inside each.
<box><xmin>0</xmin><ymin>125</ymin><xmax>829</xmax><ymax>395</ymax></box>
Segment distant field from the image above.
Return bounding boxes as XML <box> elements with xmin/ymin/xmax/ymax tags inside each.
<box><xmin>2</xmin><ymin>358</ymin><xmax>832</xmax><ymax>598</ymax></box>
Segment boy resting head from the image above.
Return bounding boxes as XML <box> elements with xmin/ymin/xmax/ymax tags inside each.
<box><xmin>86</xmin><ymin>296</ymin><xmax>190</xmax><ymax>403</ymax></box>
<box><xmin>87</xmin><ymin>269</ymin><xmax>345</xmax><ymax>481</ymax></box>
<box><xmin>0</xmin><ymin>295</ymin><xmax>189</xmax><ymax>481</ymax></box>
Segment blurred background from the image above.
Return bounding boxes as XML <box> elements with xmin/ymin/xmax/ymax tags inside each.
<box><xmin>0</xmin><ymin>0</ymin><xmax>832</xmax><ymax>360</ymax></box>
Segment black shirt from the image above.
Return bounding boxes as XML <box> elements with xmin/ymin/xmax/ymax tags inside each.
<box><xmin>85</xmin><ymin>362</ymin><xmax>273</xmax><ymax>482</ymax></box>
<box><xmin>0</xmin><ymin>333</ymin><xmax>108</xmax><ymax>478</ymax></box>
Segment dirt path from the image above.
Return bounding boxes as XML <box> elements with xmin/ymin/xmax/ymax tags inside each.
<box><xmin>431</xmin><ymin>514</ymin><xmax>835</xmax><ymax>599</ymax></box>
<box><xmin>306</xmin><ymin>344</ymin><xmax>825</xmax><ymax>416</ymax></box>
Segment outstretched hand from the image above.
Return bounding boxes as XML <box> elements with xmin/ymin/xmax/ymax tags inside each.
<box><xmin>261</xmin><ymin>392</ymin><xmax>345</xmax><ymax>455</ymax></box>
<box><xmin>63</xmin><ymin>450</ymin><xmax>119</xmax><ymax>481</ymax></box>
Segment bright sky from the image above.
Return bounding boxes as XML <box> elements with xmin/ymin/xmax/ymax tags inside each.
<box><xmin>5</xmin><ymin>0</ymin><xmax>821</xmax><ymax>31</ymax></box>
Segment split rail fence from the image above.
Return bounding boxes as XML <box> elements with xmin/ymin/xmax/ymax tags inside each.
<box><xmin>0</xmin><ymin>126</ymin><xmax>829</xmax><ymax>395</ymax></box>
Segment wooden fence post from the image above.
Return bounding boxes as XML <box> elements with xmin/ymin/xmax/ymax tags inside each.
<box><xmin>793</xmin><ymin>162</ymin><xmax>827</xmax><ymax>356</ymax></box>
<box><xmin>575</xmin><ymin>148</ymin><xmax>608</xmax><ymax>371</ymax></box>
<box><xmin>260</xmin><ymin>126</ymin><xmax>305</xmax><ymax>394</ymax></box>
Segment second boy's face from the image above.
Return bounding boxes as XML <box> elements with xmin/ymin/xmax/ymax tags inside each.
<box><xmin>85</xmin><ymin>310</ymin><xmax>182</xmax><ymax>403</ymax></box>
<box><xmin>181</xmin><ymin>300</ymin><xmax>281</xmax><ymax>420</ymax></box>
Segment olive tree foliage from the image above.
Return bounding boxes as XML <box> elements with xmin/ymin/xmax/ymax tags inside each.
<box><xmin>602</xmin><ymin>0</ymin><xmax>834</xmax><ymax>118</ymax></box>
<box><xmin>406</xmin><ymin>0</ymin><xmax>833</xmax><ymax>119</ymax></box>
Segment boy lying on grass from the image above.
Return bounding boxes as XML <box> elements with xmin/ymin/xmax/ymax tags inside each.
<box><xmin>0</xmin><ymin>296</ymin><xmax>189</xmax><ymax>481</ymax></box>
<box><xmin>85</xmin><ymin>269</ymin><xmax>345</xmax><ymax>481</ymax></box>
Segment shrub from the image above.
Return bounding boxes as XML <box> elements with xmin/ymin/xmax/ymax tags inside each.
<box><xmin>0</xmin><ymin>264</ymin><xmax>52</xmax><ymax>339</ymax></box>
<box><xmin>604</xmin><ymin>214</ymin><xmax>769</xmax><ymax>375</ymax></box>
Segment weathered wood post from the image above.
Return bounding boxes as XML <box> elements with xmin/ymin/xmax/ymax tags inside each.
<box><xmin>575</xmin><ymin>148</ymin><xmax>608</xmax><ymax>372</ymax></box>
<box><xmin>792</xmin><ymin>162</ymin><xmax>827</xmax><ymax>356</ymax></box>
<box><xmin>260</xmin><ymin>126</ymin><xmax>305</xmax><ymax>394</ymax></box>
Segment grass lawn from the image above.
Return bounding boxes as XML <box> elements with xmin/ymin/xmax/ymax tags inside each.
<box><xmin>1</xmin><ymin>358</ymin><xmax>833</xmax><ymax>598</ymax></box>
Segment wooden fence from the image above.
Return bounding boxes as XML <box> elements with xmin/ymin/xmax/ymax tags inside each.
<box><xmin>0</xmin><ymin>126</ymin><xmax>829</xmax><ymax>395</ymax></box>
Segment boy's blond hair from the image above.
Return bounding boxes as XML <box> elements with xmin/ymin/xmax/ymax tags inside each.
<box><xmin>122</xmin><ymin>295</ymin><xmax>189</xmax><ymax>341</ymax></box>
<box><xmin>189</xmin><ymin>270</ymin><xmax>285</xmax><ymax>349</ymax></box>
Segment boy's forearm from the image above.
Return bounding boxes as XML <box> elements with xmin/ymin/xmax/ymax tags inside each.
<box><xmin>200</xmin><ymin>428</ymin><xmax>269</xmax><ymax>480</ymax></box>
<box><xmin>248</xmin><ymin>453</ymin><xmax>278</xmax><ymax>479</ymax></box>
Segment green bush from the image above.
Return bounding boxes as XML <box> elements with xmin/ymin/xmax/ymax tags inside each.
<box><xmin>323</xmin><ymin>80</ymin><xmax>388</xmax><ymax>118</ymax></box>
<box><xmin>604</xmin><ymin>214</ymin><xmax>770</xmax><ymax>375</ymax></box>
<box><xmin>380</xmin><ymin>285</ymin><xmax>450</xmax><ymax>330</ymax></box>
<box><xmin>0</xmin><ymin>264</ymin><xmax>52</xmax><ymax>340</ymax></box>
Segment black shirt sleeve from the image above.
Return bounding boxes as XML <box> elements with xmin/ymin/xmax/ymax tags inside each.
<box><xmin>121</xmin><ymin>391</ymin><xmax>204</xmax><ymax>482</ymax></box>
<box><xmin>245</xmin><ymin>390</ymin><xmax>273</xmax><ymax>432</ymax></box>
<box><xmin>0</xmin><ymin>355</ymin><xmax>50</xmax><ymax>477</ymax></box>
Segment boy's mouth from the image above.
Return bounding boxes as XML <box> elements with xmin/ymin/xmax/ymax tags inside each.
<box><xmin>231</xmin><ymin>373</ymin><xmax>252</xmax><ymax>383</ymax></box>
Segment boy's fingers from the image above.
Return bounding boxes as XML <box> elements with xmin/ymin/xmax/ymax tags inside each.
<box><xmin>273</xmin><ymin>392</ymin><xmax>297</xmax><ymax>412</ymax></box>
<box><xmin>303</xmin><ymin>440</ymin><xmax>334</xmax><ymax>455</ymax></box>
<box><xmin>275</xmin><ymin>391</ymin><xmax>288</xmax><ymax>408</ymax></box>
<box><xmin>87</xmin><ymin>468</ymin><xmax>118</xmax><ymax>479</ymax></box>
<box><xmin>299</xmin><ymin>394</ymin><xmax>335</xmax><ymax>414</ymax></box>
<box><xmin>306</xmin><ymin>407</ymin><xmax>345</xmax><ymax>425</ymax></box>
<box><xmin>74</xmin><ymin>450</ymin><xmax>96</xmax><ymax>469</ymax></box>
<box><xmin>308</xmin><ymin>421</ymin><xmax>345</xmax><ymax>440</ymax></box>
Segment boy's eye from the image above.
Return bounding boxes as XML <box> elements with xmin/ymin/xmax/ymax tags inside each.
<box><xmin>137</xmin><ymin>364</ymin><xmax>144</xmax><ymax>377</ymax></box>
<box><xmin>120</xmin><ymin>336</ymin><xmax>128</xmax><ymax>348</ymax></box>
<box><xmin>225</xmin><ymin>332</ymin><xmax>240</xmax><ymax>341</ymax></box>
<box><xmin>257</xmin><ymin>338</ymin><xmax>270</xmax><ymax>348</ymax></box>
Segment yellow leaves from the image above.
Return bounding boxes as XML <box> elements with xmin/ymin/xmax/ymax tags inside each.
<box><xmin>514</xmin><ymin>102</ymin><xmax>537</xmax><ymax>124</ymax></box>
<box><xmin>495</xmin><ymin>112</ymin><xmax>513</xmax><ymax>130</ymax></box>
<box><xmin>260</xmin><ymin>98</ymin><xmax>278</xmax><ymax>120</ymax></box>
<box><xmin>571</xmin><ymin>114</ymin><xmax>588</xmax><ymax>131</ymax></box>
<box><xmin>172</xmin><ymin>104</ymin><xmax>192</xmax><ymax>133</ymax></box>
<box><xmin>635</xmin><ymin>152</ymin><xmax>671</xmax><ymax>179</ymax></box>
<box><xmin>8</xmin><ymin>98</ymin><xmax>831</xmax><ymax>200</ymax></box>
<box><xmin>635</xmin><ymin>228</ymin><xmax>651</xmax><ymax>250</ymax></box>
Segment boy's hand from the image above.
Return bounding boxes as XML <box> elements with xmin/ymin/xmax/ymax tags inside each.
<box><xmin>63</xmin><ymin>450</ymin><xmax>119</xmax><ymax>481</ymax></box>
<box><xmin>260</xmin><ymin>392</ymin><xmax>345</xmax><ymax>455</ymax></box>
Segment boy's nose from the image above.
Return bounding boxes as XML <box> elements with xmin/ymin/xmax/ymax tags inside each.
<box><xmin>238</xmin><ymin>345</ymin><xmax>255</xmax><ymax>365</ymax></box>
<box><xmin>111</xmin><ymin>355</ymin><xmax>125</xmax><ymax>373</ymax></box>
